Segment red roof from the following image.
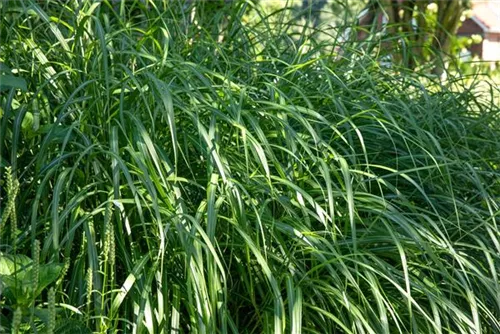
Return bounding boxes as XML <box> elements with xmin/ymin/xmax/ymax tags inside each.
<box><xmin>471</xmin><ymin>0</ymin><xmax>500</xmax><ymax>32</ymax></box>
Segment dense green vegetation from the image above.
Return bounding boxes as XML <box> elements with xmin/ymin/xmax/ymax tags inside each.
<box><xmin>1</xmin><ymin>1</ymin><xmax>499</xmax><ymax>333</ymax></box>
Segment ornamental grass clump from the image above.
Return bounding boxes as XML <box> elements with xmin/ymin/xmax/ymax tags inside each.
<box><xmin>0</xmin><ymin>1</ymin><xmax>499</xmax><ymax>333</ymax></box>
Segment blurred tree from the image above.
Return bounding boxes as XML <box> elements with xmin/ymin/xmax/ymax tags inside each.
<box><xmin>355</xmin><ymin>0</ymin><xmax>471</xmax><ymax>74</ymax></box>
<box><xmin>301</xmin><ymin>0</ymin><xmax>327</xmax><ymax>27</ymax></box>
<box><xmin>184</xmin><ymin>0</ymin><xmax>259</xmax><ymax>43</ymax></box>
<box><xmin>300</xmin><ymin>0</ymin><xmax>365</xmax><ymax>27</ymax></box>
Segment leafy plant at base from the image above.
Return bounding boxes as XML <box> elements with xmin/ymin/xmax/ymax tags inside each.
<box><xmin>0</xmin><ymin>168</ymin><xmax>66</xmax><ymax>333</ymax></box>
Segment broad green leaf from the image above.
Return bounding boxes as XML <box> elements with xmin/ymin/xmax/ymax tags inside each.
<box><xmin>0</xmin><ymin>74</ymin><xmax>27</xmax><ymax>91</ymax></box>
<box><xmin>0</xmin><ymin>254</ymin><xmax>32</xmax><ymax>275</ymax></box>
<box><xmin>0</xmin><ymin>254</ymin><xmax>62</xmax><ymax>305</ymax></box>
<box><xmin>21</xmin><ymin>111</ymin><xmax>34</xmax><ymax>130</ymax></box>
<box><xmin>0</xmin><ymin>62</ymin><xmax>12</xmax><ymax>73</ymax></box>
<box><xmin>36</xmin><ymin>263</ymin><xmax>64</xmax><ymax>297</ymax></box>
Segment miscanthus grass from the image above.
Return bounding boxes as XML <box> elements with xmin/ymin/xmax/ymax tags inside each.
<box><xmin>0</xmin><ymin>1</ymin><xmax>499</xmax><ymax>333</ymax></box>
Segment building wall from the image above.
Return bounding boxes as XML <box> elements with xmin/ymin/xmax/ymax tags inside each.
<box><xmin>482</xmin><ymin>32</ymin><xmax>500</xmax><ymax>62</ymax></box>
<box><xmin>457</xmin><ymin>18</ymin><xmax>485</xmax><ymax>58</ymax></box>
<box><xmin>470</xmin><ymin>42</ymin><xmax>484</xmax><ymax>58</ymax></box>
<box><xmin>457</xmin><ymin>19</ymin><xmax>484</xmax><ymax>35</ymax></box>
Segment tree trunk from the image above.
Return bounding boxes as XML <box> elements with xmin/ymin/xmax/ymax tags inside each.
<box><xmin>356</xmin><ymin>0</ymin><xmax>469</xmax><ymax>74</ymax></box>
<box><xmin>431</xmin><ymin>0</ymin><xmax>464</xmax><ymax>75</ymax></box>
